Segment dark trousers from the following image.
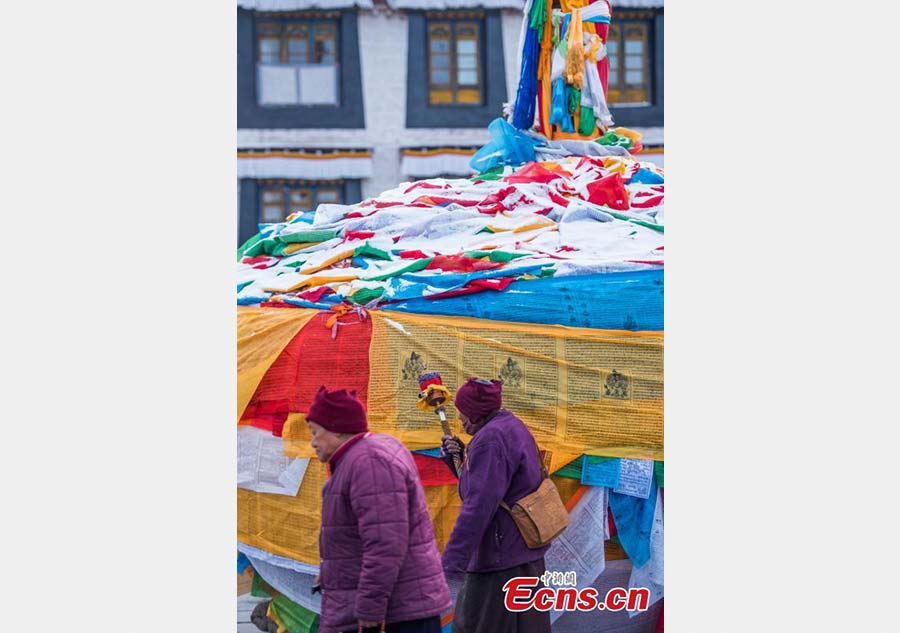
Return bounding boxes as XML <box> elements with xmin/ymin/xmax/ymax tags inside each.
<box><xmin>452</xmin><ymin>559</ymin><xmax>551</xmax><ymax>633</ymax></box>
<box><xmin>347</xmin><ymin>615</ymin><xmax>443</xmax><ymax>633</ymax></box>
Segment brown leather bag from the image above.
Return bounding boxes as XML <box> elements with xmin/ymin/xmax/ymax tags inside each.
<box><xmin>499</xmin><ymin>439</ymin><xmax>570</xmax><ymax>549</ymax></box>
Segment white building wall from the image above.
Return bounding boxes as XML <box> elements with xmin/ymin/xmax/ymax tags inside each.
<box><xmin>238</xmin><ymin>8</ymin><xmax>526</xmax><ymax>199</ymax></box>
<box><xmin>237</xmin><ymin>7</ymin><xmax>662</xmax><ymax>196</ymax></box>
<box><xmin>501</xmin><ymin>8</ymin><xmax>524</xmax><ymax>105</ymax></box>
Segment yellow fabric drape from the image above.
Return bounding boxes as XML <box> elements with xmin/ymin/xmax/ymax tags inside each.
<box><xmin>238</xmin><ymin>463</ymin><xmax>587</xmax><ymax>566</ymax></box>
<box><xmin>365</xmin><ymin>311</ymin><xmax>663</xmax><ymax>461</ymax></box>
<box><xmin>237</xmin><ymin>307</ymin><xmax>317</xmax><ymax>421</ymax></box>
<box><xmin>237</xmin><ymin>458</ymin><xmax>466</xmax><ymax>565</ymax></box>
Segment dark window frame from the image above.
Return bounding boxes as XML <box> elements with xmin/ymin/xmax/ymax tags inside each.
<box><xmin>426</xmin><ymin>14</ymin><xmax>484</xmax><ymax>107</ymax></box>
<box><xmin>606</xmin><ymin>9</ymin><xmax>663</xmax><ymax>128</ymax></box>
<box><xmin>257</xmin><ymin>178</ymin><xmax>345</xmax><ymax>224</ymax></box>
<box><xmin>406</xmin><ymin>10</ymin><xmax>507</xmax><ymax>128</ymax></box>
<box><xmin>256</xmin><ymin>15</ymin><xmax>340</xmax><ymax>66</ymax></box>
<box><xmin>606</xmin><ymin>17</ymin><xmax>652</xmax><ymax>106</ymax></box>
<box><xmin>255</xmin><ymin>12</ymin><xmax>341</xmax><ymax>108</ymax></box>
<box><xmin>237</xmin><ymin>8</ymin><xmax>365</xmax><ymax>129</ymax></box>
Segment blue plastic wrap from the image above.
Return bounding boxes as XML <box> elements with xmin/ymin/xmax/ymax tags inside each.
<box><xmin>469</xmin><ymin>118</ymin><xmax>545</xmax><ymax>173</ymax></box>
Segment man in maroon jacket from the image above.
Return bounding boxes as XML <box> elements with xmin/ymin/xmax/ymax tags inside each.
<box><xmin>307</xmin><ymin>386</ymin><xmax>452</xmax><ymax>633</ymax></box>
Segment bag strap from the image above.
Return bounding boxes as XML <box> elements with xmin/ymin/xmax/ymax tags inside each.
<box><xmin>357</xmin><ymin>622</ymin><xmax>386</xmax><ymax>633</ymax></box>
<box><xmin>499</xmin><ymin>435</ymin><xmax>548</xmax><ymax>513</ymax></box>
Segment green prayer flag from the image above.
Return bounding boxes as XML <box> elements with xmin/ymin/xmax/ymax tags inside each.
<box><xmin>530</xmin><ymin>0</ymin><xmax>547</xmax><ymax>31</ymax></box>
<box><xmin>578</xmin><ymin>106</ymin><xmax>596</xmax><ymax>136</ymax></box>
<box><xmin>349</xmin><ymin>287</ymin><xmax>385</xmax><ymax>305</ymax></box>
<box><xmin>275</xmin><ymin>229</ymin><xmax>338</xmax><ymax>245</ymax></box>
<box><xmin>464</xmin><ymin>250</ymin><xmax>528</xmax><ymax>263</ymax></box>
<box><xmin>605</xmin><ymin>211</ymin><xmax>664</xmax><ymax>233</ymax></box>
<box><xmin>250</xmin><ymin>571</ymin><xmax>275</xmax><ymax>598</ymax></box>
<box><xmin>472</xmin><ymin>166</ymin><xmax>504</xmax><ymax>181</ymax></box>
<box><xmin>237</xmin><ymin>233</ymin><xmax>263</xmax><ymax>260</ymax></box>
<box><xmin>270</xmin><ymin>594</ymin><xmax>320</xmax><ymax>633</ymax></box>
<box><xmin>654</xmin><ymin>461</ymin><xmax>664</xmax><ymax>488</ymax></box>
<box><xmin>353</xmin><ymin>243</ymin><xmax>392</xmax><ymax>261</ymax></box>
<box><xmin>363</xmin><ymin>257</ymin><xmax>433</xmax><ymax>282</ymax></box>
<box><xmin>552</xmin><ymin>455</ymin><xmax>584</xmax><ymax>480</ymax></box>
<box><xmin>596</xmin><ymin>131</ymin><xmax>633</xmax><ymax>150</ymax></box>
<box><xmin>568</xmin><ymin>87</ymin><xmax>581</xmax><ymax>114</ymax></box>
<box><xmin>241</xmin><ymin>239</ymin><xmax>270</xmax><ymax>258</ymax></box>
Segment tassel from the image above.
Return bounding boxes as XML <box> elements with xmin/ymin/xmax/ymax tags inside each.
<box><xmin>563</xmin><ymin>8</ymin><xmax>584</xmax><ymax>89</ymax></box>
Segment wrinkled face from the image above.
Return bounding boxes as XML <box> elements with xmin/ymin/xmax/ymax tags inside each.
<box><xmin>307</xmin><ymin>420</ymin><xmax>346</xmax><ymax>462</ymax></box>
<box><xmin>459</xmin><ymin>412</ymin><xmax>479</xmax><ymax>436</ymax></box>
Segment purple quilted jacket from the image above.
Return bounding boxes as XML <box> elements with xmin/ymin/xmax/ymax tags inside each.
<box><xmin>441</xmin><ymin>409</ymin><xmax>551</xmax><ymax>573</ymax></box>
<box><xmin>318</xmin><ymin>433</ymin><xmax>452</xmax><ymax>633</ymax></box>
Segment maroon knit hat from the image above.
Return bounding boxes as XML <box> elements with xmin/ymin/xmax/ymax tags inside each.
<box><xmin>454</xmin><ymin>377</ymin><xmax>503</xmax><ymax>421</ymax></box>
<box><xmin>307</xmin><ymin>386</ymin><xmax>368</xmax><ymax>434</ymax></box>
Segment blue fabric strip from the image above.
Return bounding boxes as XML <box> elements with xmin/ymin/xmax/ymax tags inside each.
<box><xmin>382</xmin><ymin>268</ymin><xmax>663</xmax><ymax>331</ymax></box>
<box><xmin>609</xmin><ymin>477</ymin><xmax>657</xmax><ymax>568</ymax></box>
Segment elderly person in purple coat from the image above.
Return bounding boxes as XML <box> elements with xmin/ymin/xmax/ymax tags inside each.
<box><xmin>307</xmin><ymin>386</ymin><xmax>452</xmax><ymax>633</ymax></box>
<box><xmin>440</xmin><ymin>378</ymin><xmax>551</xmax><ymax>633</ymax></box>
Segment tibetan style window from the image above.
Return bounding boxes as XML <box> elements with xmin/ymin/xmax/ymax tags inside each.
<box><xmin>426</xmin><ymin>15</ymin><xmax>483</xmax><ymax>105</ymax></box>
<box><xmin>256</xmin><ymin>14</ymin><xmax>340</xmax><ymax>106</ymax></box>
<box><xmin>606</xmin><ymin>14</ymin><xmax>652</xmax><ymax>105</ymax></box>
<box><xmin>258</xmin><ymin>180</ymin><xmax>344</xmax><ymax>223</ymax></box>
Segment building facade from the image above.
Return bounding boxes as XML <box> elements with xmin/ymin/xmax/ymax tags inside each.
<box><xmin>237</xmin><ymin>0</ymin><xmax>664</xmax><ymax>244</ymax></box>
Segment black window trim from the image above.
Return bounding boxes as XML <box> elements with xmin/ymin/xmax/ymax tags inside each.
<box><xmin>237</xmin><ymin>8</ymin><xmax>365</xmax><ymax>129</ymax></box>
<box><xmin>406</xmin><ymin>10</ymin><xmax>507</xmax><ymax>129</ymax></box>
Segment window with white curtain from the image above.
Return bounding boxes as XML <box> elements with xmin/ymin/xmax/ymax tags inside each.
<box><xmin>256</xmin><ymin>14</ymin><xmax>340</xmax><ymax>106</ymax></box>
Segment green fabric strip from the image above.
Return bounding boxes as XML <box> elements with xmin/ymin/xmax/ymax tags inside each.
<box><xmin>472</xmin><ymin>166</ymin><xmax>504</xmax><ymax>181</ymax></box>
<box><xmin>270</xmin><ymin>594</ymin><xmax>320</xmax><ymax>633</ymax></box>
<box><xmin>596</xmin><ymin>131</ymin><xmax>633</xmax><ymax>150</ymax></box>
<box><xmin>553</xmin><ymin>455</ymin><xmax>584</xmax><ymax>480</ymax></box>
<box><xmin>578</xmin><ymin>106</ymin><xmax>596</xmax><ymax>136</ymax></box>
<box><xmin>250</xmin><ymin>571</ymin><xmax>274</xmax><ymax>598</ymax></box>
<box><xmin>464</xmin><ymin>250</ymin><xmax>529</xmax><ymax>263</ymax></box>
<box><xmin>349</xmin><ymin>287</ymin><xmax>385</xmax><ymax>305</ymax></box>
<box><xmin>606</xmin><ymin>211</ymin><xmax>664</xmax><ymax>233</ymax></box>
<box><xmin>530</xmin><ymin>0</ymin><xmax>547</xmax><ymax>31</ymax></box>
<box><xmin>275</xmin><ymin>230</ymin><xmax>338</xmax><ymax>245</ymax></box>
<box><xmin>568</xmin><ymin>87</ymin><xmax>581</xmax><ymax>114</ymax></box>
<box><xmin>363</xmin><ymin>257</ymin><xmax>433</xmax><ymax>282</ymax></box>
<box><xmin>242</xmin><ymin>229</ymin><xmax>340</xmax><ymax>257</ymax></box>
<box><xmin>654</xmin><ymin>461</ymin><xmax>664</xmax><ymax>488</ymax></box>
<box><xmin>353</xmin><ymin>243</ymin><xmax>392</xmax><ymax>261</ymax></box>
<box><xmin>241</xmin><ymin>239</ymin><xmax>269</xmax><ymax>258</ymax></box>
<box><xmin>269</xmin><ymin>243</ymin><xmax>292</xmax><ymax>257</ymax></box>
<box><xmin>237</xmin><ymin>233</ymin><xmax>263</xmax><ymax>260</ymax></box>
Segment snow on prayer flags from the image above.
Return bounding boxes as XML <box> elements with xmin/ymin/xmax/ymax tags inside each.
<box><xmin>237</xmin><ymin>148</ymin><xmax>663</xmax><ymax>316</ymax></box>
